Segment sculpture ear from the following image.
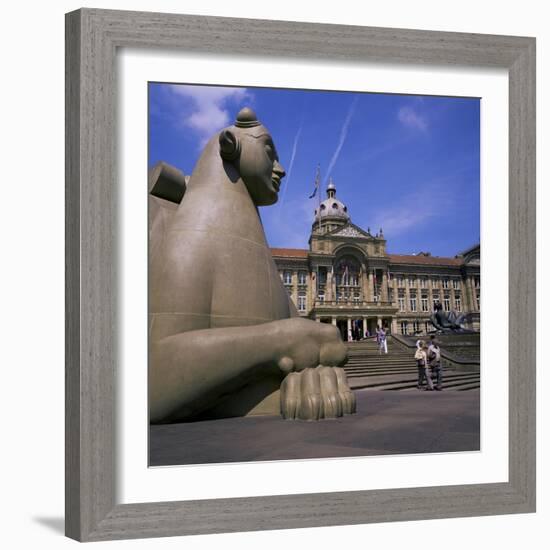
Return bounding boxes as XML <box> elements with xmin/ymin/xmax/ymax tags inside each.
<box><xmin>219</xmin><ymin>129</ymin><xmax>241</xmax><ymax>161</ymax></box>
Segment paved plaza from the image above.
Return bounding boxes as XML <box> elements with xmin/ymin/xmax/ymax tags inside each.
<box><xmin>150</xmin><ymin>388</ymin><xmax>480</xmax><ymax>466</ymax></box>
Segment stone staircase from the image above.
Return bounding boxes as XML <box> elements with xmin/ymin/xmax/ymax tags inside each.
<box><xmin>343</xmin><ymin>338</ymin><xmax>480</xmax><ymax>391</ymax></box>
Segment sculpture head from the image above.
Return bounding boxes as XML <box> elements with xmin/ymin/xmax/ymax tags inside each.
<box><xmin>219</xmin><ymin>107</ymin><xmax>286</xmax><ymax>206</ymax></box>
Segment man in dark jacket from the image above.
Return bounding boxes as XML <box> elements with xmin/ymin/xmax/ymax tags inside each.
<box><xmin>428</xmin><ymin>341</ymin><xmax>442</xmax><ymax>390</ymax></box>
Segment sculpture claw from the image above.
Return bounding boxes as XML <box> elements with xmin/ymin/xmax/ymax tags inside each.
<box><xmin>280</xmin><ymin>366</ymin><xmax>355</xmax><ymax>421</ymax></box>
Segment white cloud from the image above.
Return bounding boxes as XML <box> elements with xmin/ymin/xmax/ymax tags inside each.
<box><xmin>168</xmin><ymin>84</ymin><xmax>252</xmax><ymax>145</ymax></box>
<box><xmin>398</xmin><ymin>106</ymin><xmax>428</xmax><ymax>132</ymax></box>
<box><xmin>324</xmin><ymin>95</ymin><xmax>359</xmax><ymax>185</ymax></box>
<box><xmin>371</xmin><ymin>180</ymin><xmax>454</xmax><ymax>236</ymax></box>
<box><xmin>277</xmin><ymin>121</ymin><xmax>303</xmax><ymax>209</ymax></box>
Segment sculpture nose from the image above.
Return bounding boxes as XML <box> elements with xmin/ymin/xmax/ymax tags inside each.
<box><xmin>273</xmin><ymin>160</ymin><xmax>286</xmax><ymax>179</ymax></box>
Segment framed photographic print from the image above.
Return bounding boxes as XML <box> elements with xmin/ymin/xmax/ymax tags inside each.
<box><xmin>65</xmin><ymin>8</ymin><xmax>535</xmax><ymax>542</ymax></box>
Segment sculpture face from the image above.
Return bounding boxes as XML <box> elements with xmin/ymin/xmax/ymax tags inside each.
<box><xmin>218</xmin><ymin>107</ymin><xmax>286</xmax><ymax>207</ymax></box>
<box><xmin>238</xmin><ymin>132</ymin><xmax>286</xmax><ymax>206</ymax></box>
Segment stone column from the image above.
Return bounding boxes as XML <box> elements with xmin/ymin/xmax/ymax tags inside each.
<box><xmin>465</xmin><ymin>276</ymin><xmax>473</xmax><ymax>311</ymax></box>
<box><xmin>368</xmin><ymin>270</ymin><xmax>374</xmax><ymax>302</ymax></box>
<box><xmin>381</xmin><ymin>271</ymin><xmax>389</xmax><ymax>302</ymax></box>
<box><xmin>362</xmin><ymin>267</ymin><xmax>369</xmax><ymax>303</ymax></box>
<box><xmin>347</xmin><ymin>318</ymin><xmax>352</xmax><ymax>341</ymax></box>
<box><xmin>326</xmin><ymin>270</ymin><xmax>333</xmax><ymax>301</ymax></box>
<box><xmin>377</xmin><ymin>316</ymin><xmax>382</xmax><ymax>328</ymax></box>
<box><xmin>363</xmin><ymin>316</ymin><xmax>368</xmax><ymax>337</ymax></box>
<box><xmin>331</xmin><ymin>316</ymin><xmax>337</xmax><ymax>325</ymax></box>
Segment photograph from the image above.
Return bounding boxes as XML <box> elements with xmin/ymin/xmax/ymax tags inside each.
<box><xmin>2</xmin><ymin>0</ymin><xmax>540</xmax><ymax>546</ymax></box>
<box><xmin>147</xmin><ymin>83</ymin><xmax>481</xmax><ymax>466</ymax></box>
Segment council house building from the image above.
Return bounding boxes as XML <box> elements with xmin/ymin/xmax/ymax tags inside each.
<box><xmin>271</xmin><ymin>179</ymin><xmax>480</xmax><ymax>341</ymax></box>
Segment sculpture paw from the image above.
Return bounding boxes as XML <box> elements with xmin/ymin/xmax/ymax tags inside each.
<box><xmin>280</xmin><ymin>366</ymin><xmax>356</xmax><ymax>420</ymax></box>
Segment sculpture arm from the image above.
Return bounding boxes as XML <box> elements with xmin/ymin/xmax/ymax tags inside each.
<box><xmin>150</xmin><ymin>317</ymin><xmax>346</xmax><ymax>422</ymax></box>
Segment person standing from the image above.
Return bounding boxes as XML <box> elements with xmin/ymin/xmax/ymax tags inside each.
<box><xmin>428</xmin><ymin>340</ymin><xmax>443</xmax><ymax>390</ymax></box>
<box><xmin>377</xmin><ymin>326</ymin><xmax>387</xmax><ymax>355</ymax></box>
<box><xmin>415</xmin><ymin>341</ymin><xmax>434</xmax><ymax>390</ymax></box>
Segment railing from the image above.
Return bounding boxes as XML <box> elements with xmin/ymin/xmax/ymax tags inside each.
<box><xmin>312</xmin><ymin>300</ymin><xmax>395</xmax><ymax>308</ymax></box>
<box><xmin>389</xmin><ymin>334</ymin><xmax>480</xmax><ymax>372</ymax></box>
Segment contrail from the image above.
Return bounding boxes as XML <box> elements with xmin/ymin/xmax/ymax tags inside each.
<box><xmin>278</xmin><ymin>120</ymin><xmax>303</xmax><ymax>209</ymax></box>
<box><xmin>323</xmin><ymin>95</ymin><xmax>359</xmax><ymax>186</ymax></box>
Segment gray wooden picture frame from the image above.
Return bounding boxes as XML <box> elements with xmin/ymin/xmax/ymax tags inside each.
<box><xmin>65</xmin><ymin>8</ymin><xmax>536</xmax><ymax>542</ymax></box>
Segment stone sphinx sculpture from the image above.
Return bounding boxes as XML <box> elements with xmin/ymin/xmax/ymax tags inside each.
<box><xmin>149</xmin><ymin>107</ymin><xmax>356</xmax><ymax>423</ymax></box>
<box><xmin>429</xmin><ymin>302</ymin><xmax>468</xmax><ymax>332</ymax></box>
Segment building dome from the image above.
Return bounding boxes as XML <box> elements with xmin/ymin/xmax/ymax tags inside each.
<box><xmin>314</xmin><ymin>177</ymin><xmax>350</xmax><ymax>223</ymax></box>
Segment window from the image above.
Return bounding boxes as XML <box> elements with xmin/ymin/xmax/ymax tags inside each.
<box><xmin>298</xmin><ymin>292</ymin><xmax>306</xmax><ymax>312</ymax></box>
<box><xmin>397</xmin><ymin>276</ymin><xmax>404</xmax><ymax>288</ymax></box>
<box><xmin>409</xmin><ymin>276</ymin><xmax>416</xmax><ymax>288</ymax></box>
<box><xmin>442</xmin><ymin>278</ymin><xmax>450</xmax><ymax>289</ymax></box>
<box><xmin>425</xmin><ymin>321</ymin><xmax>430</xmax><ymax>334</ymax></box>
<box><xmin>421</xmin><ymin>295</ymin><xmax>429</xmax><ymax>312</ymax></box>
<box><xmin>420</xmin><ymin>277</ymin><xmax>427</xmax><ymax>289</ymax></box>
<box><xmin>318</xmin><ymin>267</ymin><xmax>327</xmax><ymax>285</ymax></box>
<box><xmin>413</xmin><ymin>321</ymin><xmax>420</xmax><ymax>333</ymax></box>
<box><xmin>433</xmin><ymin>293</ymin><xmax>440</xmax><ymax>308</ymax></box>
<box><xmin>400</xmin><ymin>321</ymin><xmax>408</xmax><ymax>335</ymax></box>
<box><xmin>410</xmin><ymin>295</ymin><xmax>417</xmax><ymax>312</ymax></box>
<box><xmin>388</xmin><ymin>288</ymin><xmax>394</xmax><ymax>303</ymax></box>
<box><xmin>444</xmin><ymin>295</ymin><xmax>451</xmax><ymax>311</ymax></box>
<box><xmin>336</xmin><ymin>256</ymin><xmax>360</xmax><ymax>287</ymax></box>
<box><xmin>317</xmin><ymin>291</ymin><xmax>325</xmax><ymax>303</ymax></box>
<box><xmin>398</xmin><ymin>297</ymin><xmax>405</xmax><ymax>311</ymax></box>
<box><xmin>455</xmin><ymin>297</ymin><xmax>461</xmax><ymax>311</ymax></box>
<box><xmin>452</xmin><ymin>279</ymin><xmax>460</xmax><ymax>290</ymax></box>
<box><xmin>298</xmin><ymin>271</ymin><xmax>307</xmax><ymax>285</ymax></box>
<box><xmin>283</xmin><ymin>271</ymin><xmax>292</xmax><ymax>285</ymax></box>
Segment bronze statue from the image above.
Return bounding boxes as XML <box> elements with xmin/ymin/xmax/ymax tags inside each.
<box><xmin>149</xmin><ymin>107</ymin><xmax>356</xmax><ymax>423</ymax></box>
<box><xmin>429</xmin><ymin>303</ymin><xmax>468</xmax><ymax>332</ymax></box>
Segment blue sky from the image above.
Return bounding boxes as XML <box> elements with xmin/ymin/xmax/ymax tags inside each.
<box><xmin>149</xmin><ymin>83</ymin><xmax>480</xmax><ymax>257</ymax></box>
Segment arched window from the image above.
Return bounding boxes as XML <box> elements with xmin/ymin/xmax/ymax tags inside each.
<box><xmin>335</xmin><ymin>256</ymin><xmax>361</xmax><ymax>288</ymax></box>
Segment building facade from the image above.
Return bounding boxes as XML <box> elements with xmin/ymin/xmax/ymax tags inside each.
<box><xmin>272</xmin><ymin>180</ymin><xmax>480</xmax><ymax>341</ymax></box>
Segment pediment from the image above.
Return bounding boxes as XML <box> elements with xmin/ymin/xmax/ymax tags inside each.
<box><xmin>329</xmin><ymin>223</ymin><xmax>371</xmax><ymax>239</ymax></box>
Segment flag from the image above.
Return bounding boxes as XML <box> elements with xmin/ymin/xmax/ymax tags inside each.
<box><xmin>309</xmin><ymin>164</ymin><xmax>321</xmax><ymax>199</ymax></box>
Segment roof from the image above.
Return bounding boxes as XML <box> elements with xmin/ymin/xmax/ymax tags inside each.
<box><xmin>388</xmin><ymin>254</ymin><xmax>463</xmax><ymax>267</ymax></box>
<box><xmin>270</xmin><ymin>248</ymin><xmax>309</xmax><ymax>258</ymax></box>
<box><xmin>457</xmin><ymin>243</ymin><xmax>480</xmax><ymax>257</ymax></box>
<box><xmin>270</xmin><ymin>249</ymin><xmax>465</xmax><ymax>267</ymax></box>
